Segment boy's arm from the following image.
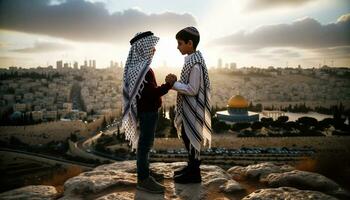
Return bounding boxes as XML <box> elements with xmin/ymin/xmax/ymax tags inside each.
<box><xmin>143</xmin><ymin>69</ymin><xmax>172</xmax><ymax>98</ymax></box>
<box><xmin>172</xmin><ymin>64</ymin><xmax>201</xmax><ymax>96</ymax></box>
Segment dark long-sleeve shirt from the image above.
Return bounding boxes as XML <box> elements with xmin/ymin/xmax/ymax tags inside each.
<box><xmin>137</xmin><ymin>68</ymin><xmax>172</xmax><ymax>113</ymax></box>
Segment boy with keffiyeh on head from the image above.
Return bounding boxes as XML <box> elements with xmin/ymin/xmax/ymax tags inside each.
<box><xmin>122</xmin><ymin>31</ymin><xmax>177</xmax><ymax>193</ymax></box>
<box><xmin>167</xmin><ymin>26</ymin><xmax>212</xmax><ymax>184</ymax></box>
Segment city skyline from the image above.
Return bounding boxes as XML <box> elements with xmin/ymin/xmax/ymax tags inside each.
<box><xmin>0</xmin><ymin>0</ymin><xmax>349</xmax><ymax>69</ymax></box>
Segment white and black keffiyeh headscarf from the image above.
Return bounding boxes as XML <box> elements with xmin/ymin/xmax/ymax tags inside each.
<box><xmin>175</xmin><ymin>50</ymin><xmax>212</xmax><ymax>159</ymax></box>
<box><xmin>122</xmin><ymin>31</ymin><xmax>159</xmax><ymax>150</ymax></box>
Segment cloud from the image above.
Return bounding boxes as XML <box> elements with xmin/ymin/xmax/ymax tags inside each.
<box><xmin>312</xmin><ymin>46</ymin><xmax>350</xmax><ymax>59</ymax></box>
<box><xmin>270</xmin><ymin>49</ymin><xmax>301</xmax><ymax>57</ymax></box>
<box><xmin>0</xmin><ymin>56</ymin><xmax>32</xmax><ymax>67</ymax></box>
<box><xmin>0</xmin><ymin>0</ymin><xmax>196</xmax><ymax>43</ymax></box>
<box><xmin>12</xmin><ymin>41</ymin><xmax>73</xmax><ymax>53</ymax></box>
<box><xmin>212</xmin><ymin>13</ymin><xmax>350</xmax><ymax>49</ymax></box>
<box><xmin>0</xmin><ymin>56</ymin><xmax>14</xmax><ymax>61</ymax></box>
<box><xmin>245</xmin><ymin>0</ymin><xmax>315</xmax><ymax>11</ymax></box>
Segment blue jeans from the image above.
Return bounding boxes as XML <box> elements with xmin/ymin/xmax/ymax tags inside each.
<box><xmin>137</xmin><ymin>111</ymin><xmax>158</xmax><ymax>181</ymax></box>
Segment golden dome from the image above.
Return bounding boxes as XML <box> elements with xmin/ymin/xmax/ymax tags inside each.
<box><xmin>227</xmin><ymin>95</ymin><xmax>249</xmax><ymax>108</ymax></box>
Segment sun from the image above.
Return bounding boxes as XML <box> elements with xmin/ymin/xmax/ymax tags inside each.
<box><xmin>152</xmin><ymin>36</ymin><xmax>183</xmax><ymax>69</ymax></box>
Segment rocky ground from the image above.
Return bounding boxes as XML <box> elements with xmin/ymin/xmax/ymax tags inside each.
<box><xmin>0</xmin><ymin>161</ymin><xmax>349</xmax><ymax>200</ymax></box>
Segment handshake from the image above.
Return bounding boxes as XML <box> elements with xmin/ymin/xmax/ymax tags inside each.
<box><xmin>165</xmin><ymin>73</ymin><xmax>177</xmax><ymax>86</ymax></box>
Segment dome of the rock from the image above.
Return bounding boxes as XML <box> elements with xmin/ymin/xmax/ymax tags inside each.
<box><xmin>227</xmin><ymin>95</ymin><xmax>249</xmax><ymax>108</ymax></box>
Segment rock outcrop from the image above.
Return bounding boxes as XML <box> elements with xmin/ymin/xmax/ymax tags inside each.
<box><xmin>227</xmin><ymin>162</ymin><xmax>295</xmax><ymax>180</ymax></box>
<box><xmin>242</xmin><ymin>187</ymin><xmax>338</xmax><ymax>200</ymax></box>
<box><xmin>261</xmin><ymin>170</ymin><xmax>349</xmax><ymax>198</ymax></box>
<box><xmin>0</xmin><ymin>185</ymin><xmax>58</xmax><ymax>200</ymax></box>
<box><xmin>0</xmin><ymin>161</ymin><xmax>348</xmax><ymax>200</ymax></box>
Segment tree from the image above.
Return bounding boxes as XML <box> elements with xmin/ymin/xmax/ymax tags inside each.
<box><xmin>156</xmin><ymin>106</ymin><xmax>171</xmax><ymax>137</ymax></box>
<box><xmin>276</xmin><ymin>116</ymin><xmax>289</xmax><ymax>123</ymax></box>
<box><xmin>101</xmin><ymin>116</ymin><xmax>107</xmax><ymax>130</ymax></box>
<box><xmin>211</xmin><ymin>117</ymin><xmax>230</xmax><ymax>133</ymax></box>
<box><xmin>168</xmin><ymin>106</ymin><xmax>177</xmax><ymax>138</ymax></box>
<box><xmin>70</xmin><ymin>133</ymin><xmax>78</xmax><ymax>142</ymax></box>
<box><xmin>231</xmin><ymin>122</ymin><xmax>251</xmax><ymax>131</ymax></box>
<box><xmin>169</xmin><ymin>106</ymin><xmax>175</xmax><ymax>123</ymax></box>
<box><xmin>317</xmin><ymin>118</ymin><xmax>334</xmax><ymax>130</ymax></box>
<box><xmin>29</xmin><ymin>112</ymin><xmax>34</xmax><ymax>124</ymax></box>
<box><xmin>255</xmin><ymin>103</ymin><xmax>263</xmax><ymax>112</ymax></box>
<box><xmin>251</xmin><ymin>121</ymin><xmax>263</xmax><ymax>130</ymax></box>
<box><xmin>333</xmin><ymin>102</ymin><xmax>345</xmax><ymax>123</ymax></box>
<box><xmin>248</xmin><ymin>102</ymin><xmax>253</xmax><ymax>109</ymax></box>
<box><xmin>297</xmin><ymin>117</ymin><xmax>318</xmax><ymax>127</ymax></box>
<box><xmin>261</xmin><ymin>117</ymin><xmax>273</xmax><ymax>127</ymax></box>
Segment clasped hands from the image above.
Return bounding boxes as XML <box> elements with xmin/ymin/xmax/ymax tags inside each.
<box><xmin>165</xmin><ymin>73</ymin><xmax>177</xmax><ymax>86</ymax></box>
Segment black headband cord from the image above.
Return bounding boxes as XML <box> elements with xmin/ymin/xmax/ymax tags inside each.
<box><xmin>130</xmin><ymin>31</ymin><xmax>154</xmax><ymax>45</ymax></box>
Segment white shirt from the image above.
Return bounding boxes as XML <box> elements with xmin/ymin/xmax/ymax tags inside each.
<box><xmin>172</xmin><ymin>54</ymin><xmax>202</xmax><ymax>96</ymax></box>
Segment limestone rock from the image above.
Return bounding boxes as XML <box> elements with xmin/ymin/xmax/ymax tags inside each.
<box><xmin>220</xmin><ymin>179</ymin><xmax>244</xmax><ymax>193</ymax></box>
<box><xmin>61</xmin><ymin>161</ymin><xmax>240</xmax><ymax>200</ymax></box>
<box><xmin>5</xmin><ymin>161</ymin><xmax>345</xmax><ymax>200</ymax></box>
<box><xmin>262</xmin><ymin>170</ymin><xmax>349</xmax><ymax>199</ymax></box>
<box><xmin>242</xmin><ymin>187</ymin><xmax>338</xmax><ymax>200</ymax></box>
<box><xmin>95</xmin><ymin>192</ymin><xmax>134</xmax><ymax>200</ymax></box>
<box><xmin>94</xmin><ymin>160</ymin><xmax>136</xmax><ymax>173</ymax></box>
<box><xmin>63</xmin><ymin>170</ymin><xmax>136</xmax><ymax>195</ymax></box>
<box><xmin>227</xmin><ymin>162</ymin><xmax>294</xmax><ymax>179</ymax></box>
<box><xmin>57</xmin><ymin>195</ymin><xmax>83</xmax><ymax>200</ymax></box>
<box><xmin>0</xmin><ymin>185</ymin><xmax>58</xmax><ymax>200</ymax></box>
<box><xmin>173</xmin><ymin>183</ymin><xmax>207</xmax><ymax>200</ymax></box>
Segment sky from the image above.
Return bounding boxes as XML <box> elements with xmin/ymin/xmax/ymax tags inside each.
<box><xmin>0</xmin><ymin>0</ymin><xmax>349</xmax><ymax>69</ymax></box>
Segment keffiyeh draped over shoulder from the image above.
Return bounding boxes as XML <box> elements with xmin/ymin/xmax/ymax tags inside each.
<box><xmin>175</xmin><ymin>50</ymin><xmax>212</xmax><ymax>159</ymax></box>
<box><xmin>122</xmin><ymin>31</ymin><xmax>159</xmax><ymax>150</ymax></box>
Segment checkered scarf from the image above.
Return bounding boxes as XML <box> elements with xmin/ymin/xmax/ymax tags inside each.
<box><xmin>122</xmin><ymin>32</ymin><xmax>159</xmax><ymax>150</ymax></box>
<box><xmin>175</xmin><ymin>51</ymin><xmax>212</xmax><ymax>158</ymax></box>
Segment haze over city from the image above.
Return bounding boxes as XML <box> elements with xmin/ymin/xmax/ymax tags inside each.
<box><xmin>0</xmin><ymin>0</ymin><xmax>349</xmax><ymax>69</ymax></box>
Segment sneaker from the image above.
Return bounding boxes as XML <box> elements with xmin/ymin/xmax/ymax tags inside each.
<box><xmin>174</xmin><ymin>167</ymin><xmax>201</xmax><ymax>184</ymax></box>
<box><xmin>150</xmin><ymin>170</ymin><xmax>164</xmax><ymax>182</ymax></box>
<box><xmin>173</xmin><ymin>165</ymin><xmax>188</xmax><ymax>177</ymax></box>
<box><xmin>137</xmin><ymin>176</ymin><xmax>165</xmax><ymax>194</ymax></box>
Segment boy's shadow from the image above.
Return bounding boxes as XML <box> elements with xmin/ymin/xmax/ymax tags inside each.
<box><xmin>174</xmin><ymin>182</ymin><xmax>202</xmax><ymax>200</ymax></box>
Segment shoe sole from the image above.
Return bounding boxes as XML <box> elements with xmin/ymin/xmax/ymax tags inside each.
<box><xmin>136</xmin><ymin>186</ymin><xmax>165</xmax><ymax>194</ymax></box>
<box><xmin>173</xmin><ymin>172</ymin><xmax>185</xmax><ymax>176</ymax></box>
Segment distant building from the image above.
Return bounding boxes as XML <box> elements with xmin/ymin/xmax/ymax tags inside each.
<box><xmin>230</xmin><ymin>62</ymin><xmax>237</xmax><ymax>70</ymax></box>
<box><xmin>44</xmin><ymin>110</ymin><xmax>57</xmax><ymax>120</ymax></box>
<box><xmin>31</xmin><ymin>111</ymin><xmax>43</xmax><ymax>121</ymax></box>
<box><xmin>73</xmin><ymin>62</ymin><xmax>78</xmax><ymax>69</ymax></box>
<box><xmin>3</xmin><ymin>94</ymin><xmax>15</xmax><ymax>103</ymax></box>
<box><xmin>56</xmin><ymin>60</ymin><xmax>63</xmax><ymax>69</ymax></box>
<box><xmin>216</xmin><ymin>95</ymin><xmax>259</xmax><ymax>124</ymax></box>
<box><xmin>217</xmin><ymin>58</ymin><xmax>223</xmax><ymax>69</ymax></box>
<box><xmin>13</xmin><ymin>103</ymin><xmax>26</xmax><ymax>112</ymax></box>
<box><xmin>63</xmin><ymin>103</ymin><xmax>73</xmax><ymax>112</ymax></box>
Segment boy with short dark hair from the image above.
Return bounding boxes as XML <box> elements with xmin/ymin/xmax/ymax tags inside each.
<box><xmin>169</xmin><ymin>26</ymin><xmax>212</xmax><ymax>184</ymax></box>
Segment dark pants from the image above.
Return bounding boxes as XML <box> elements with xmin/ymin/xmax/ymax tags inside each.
<box><xmin>137</xmin><ymin>111</ymin><xmax>158</xmax><ymax>181</ymax></box>
<box><xmin>181</xmin><ymin>125</ymin><xmax>201</xmax><ymax>168</ymax></box>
